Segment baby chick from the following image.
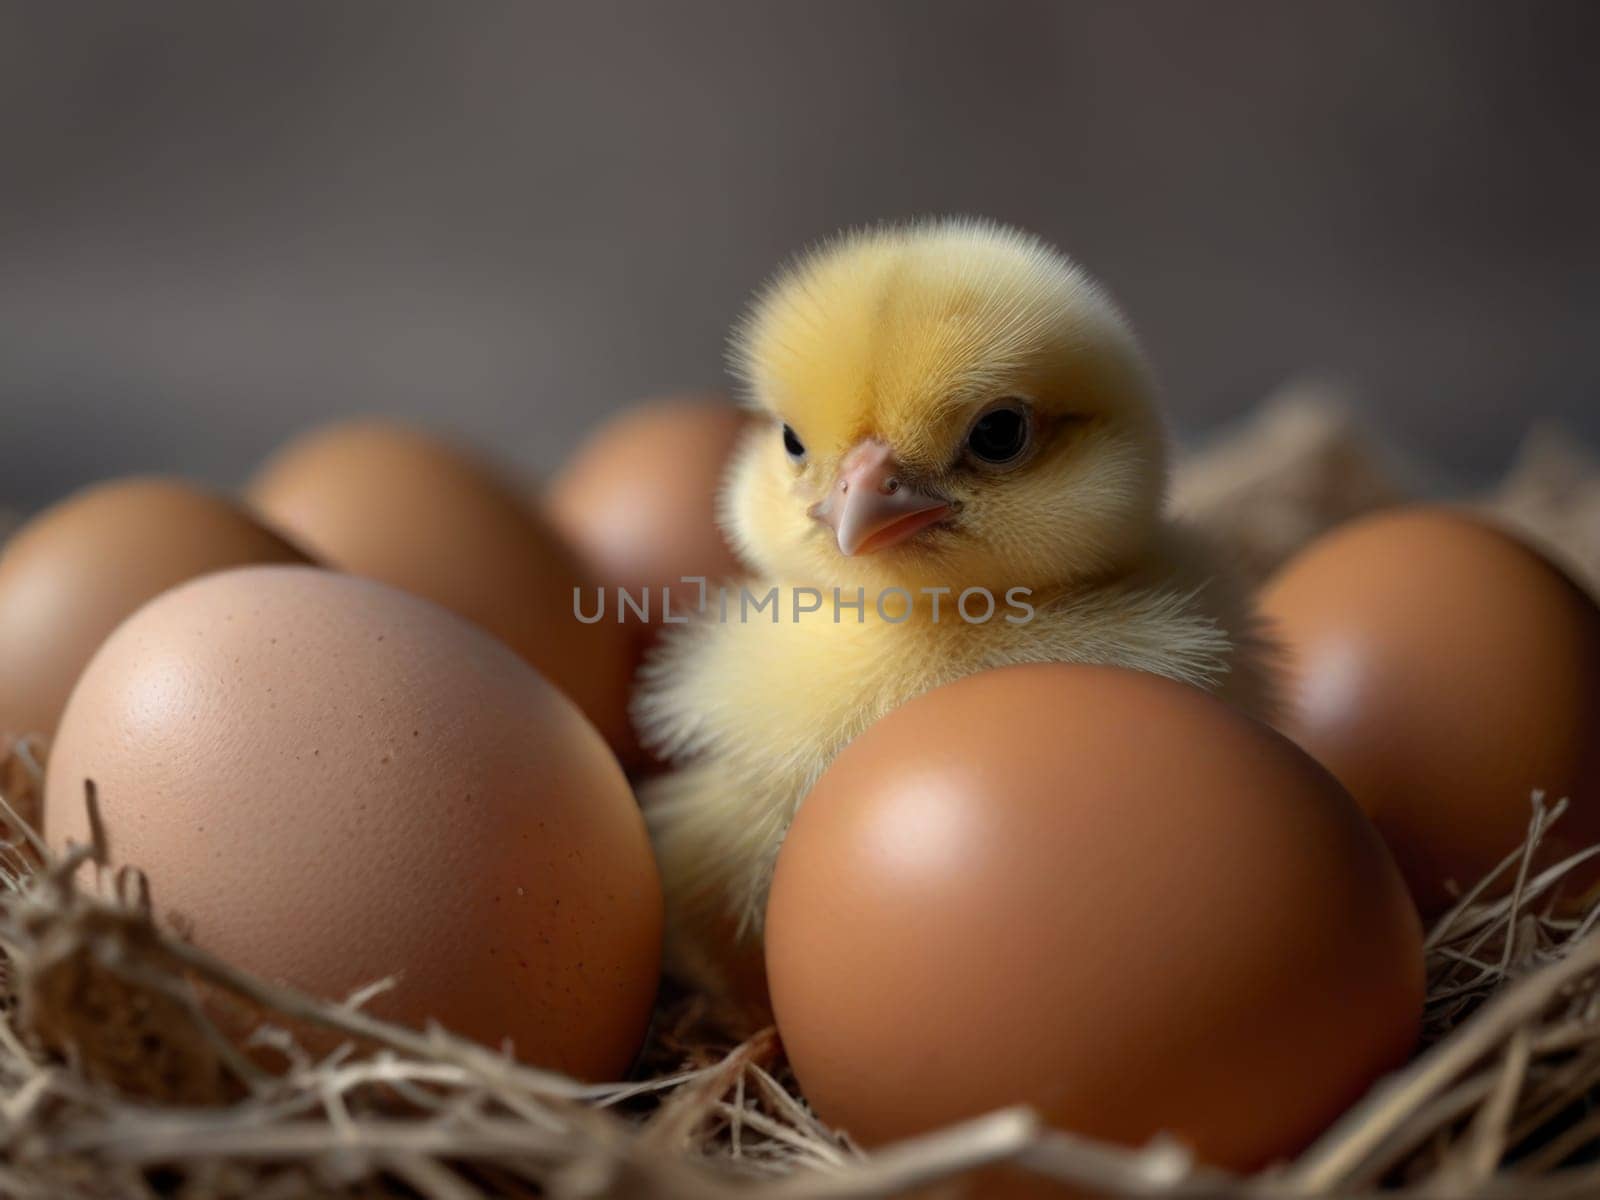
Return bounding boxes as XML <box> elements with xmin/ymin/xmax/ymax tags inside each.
<box><xmin>636</xmin><ymin>218</ymin><xmax>1278</xmax><ymax>991</ymax></box>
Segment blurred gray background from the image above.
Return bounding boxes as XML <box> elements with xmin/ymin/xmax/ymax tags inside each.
<box><xmin>1</xmin><ymin>0</ymin><xmax>1596</xmax><ymax>511</ymax></box>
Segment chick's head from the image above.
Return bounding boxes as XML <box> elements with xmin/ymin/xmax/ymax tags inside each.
<box><xmin>722</xmin><ymin>219</ymin><xmax>1168</xmax><ymax>598</ymax></box>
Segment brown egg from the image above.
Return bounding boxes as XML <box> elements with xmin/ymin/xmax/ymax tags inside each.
<box><xmin>766</xmin><ymin>664</ymin><xmax>1421</xmax><ymax>1172</ymax></box>
<box><xmin>547</xmin><ymin>395</ymin><xmax>749</xmax><ymax>637</ymax></box>
<box><xmin>0</xmin><ymin>477</ymin><xmax>311</xmax><ymax>742</ymax></box>
<box><xmin>547</xmin><ymin>396</ymin><xmax>751</xmax><ymax>768</ymax></box>
<box><xmin>45</xmin><ymin>566</ymin><xmax>662</xmax><ymax>1080</ymax></box>
<box><xmin>1261</xmin><ymin>505</ymin><xmax>1600</xmax><ymax>915</ymax></box>
<box><xmin>248</xmin><ymin>420</ymin><xmax>632</xmax><ymax>751</ymax></box>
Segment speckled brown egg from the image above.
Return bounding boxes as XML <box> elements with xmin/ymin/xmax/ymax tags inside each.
<box><xmin>765</xmin><ymin>664</ymin><xmax>1422</xmax><ymax>1171</ymax></box>
<box><xmin>247</xmin><ymin>420</ymin><xmax>633</xmax><ymax>752</ymax></box>
<box><xmin>1261</xmin><ymin>505</ymin><xmax>1600</xmax><ymax>915</ymax></box>
<box><xmin>44</xmin><ymin>565</ymin><xmax>662</xmax><ymax>1080</ymax></box>
<box><xmin>0</xmin><ymin>477</ymin><xmax>311</xmax><ymax>742</ymax></box>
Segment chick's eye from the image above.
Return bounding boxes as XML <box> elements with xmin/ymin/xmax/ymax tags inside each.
<box><xmin>782</xmin><ymin>423</ymin><xmax>806</xmax><ymax>460</ymax></box>
<box><xmin>966</xmin><ymin>405</ymin><xmax>1030</xmax><ymax>465</ymax></box>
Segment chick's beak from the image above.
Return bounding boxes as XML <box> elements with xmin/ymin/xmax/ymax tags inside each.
<box><xmin>810</xmin><ymin>440</ymin><xmax>951</xmax><ymax>556</ymax></box>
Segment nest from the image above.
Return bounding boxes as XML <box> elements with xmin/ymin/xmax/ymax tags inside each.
<box><xmin>2</xmin><ymin>388</ymin><xmax>1599</xmax><ymax>1198</ymax></box>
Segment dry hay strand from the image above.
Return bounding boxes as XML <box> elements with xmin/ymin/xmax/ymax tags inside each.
<box><xmin>1171</xmin><ymin>382</ymin><xmax>1423</xmax><ymax>589</ymax></box>
<box><xmin>1</xmin><ymin>740</ymin><xmax>1599</xmax><ymax>1198</ymax></box>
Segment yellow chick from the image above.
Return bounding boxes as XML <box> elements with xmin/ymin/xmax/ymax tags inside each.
<box><xmin>636</xmin><ymin>218</ymin><xmax>1278</xmax><ymax>990</ymax></box>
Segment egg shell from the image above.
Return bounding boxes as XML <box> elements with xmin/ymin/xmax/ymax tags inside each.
<box><xmin>1261</xmin><ymin>505</ymin><xmax>1600</xmax><ymax>915</ymax></box>
<box><xmin>247</xmin><ymin>420</ymin><xmax>633</xmax><ymax>752</ymax></box>
<box><xmin>766</xmin><ymin>664</ymin><xmax>1422</xmax><ymax>1171</ymax></box>
<box><xmin>0</xmin><ymin>477</ymin><xmax>311</xmax><ymax>742</ymax></box>
<box><xmin>547</xmin><ymin>396</ymin><xmax>750</xmax><ymax>769</ymax></box>
<box><xmin>546</xmin><ymin>395</ymin><xmax>749</xmax><ymax>609</ymax></box>
<box><xmin>44</xmin><ymin>565</ymin><xmax>662</xmax><ymax>1080</ymax></box>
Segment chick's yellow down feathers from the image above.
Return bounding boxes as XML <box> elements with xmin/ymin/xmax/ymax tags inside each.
<box><xmin>635</xmin><ymin>218</ymin><xmax>1278</xmax><ymax>993</ymax></box>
